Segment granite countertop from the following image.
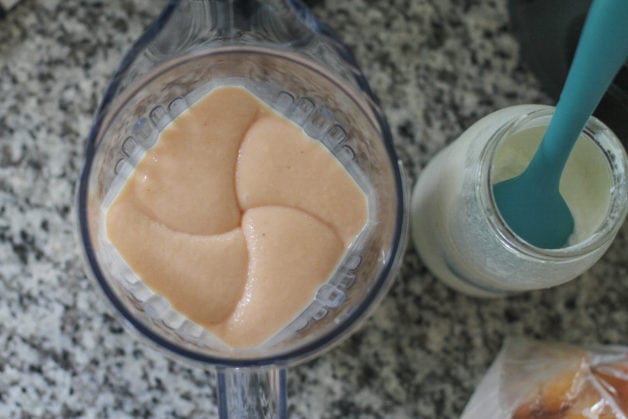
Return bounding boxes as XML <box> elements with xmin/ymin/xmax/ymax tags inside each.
<box><xmin>1</xmin><ymin>0</ymin><xmax>626</xmax><ymax>418</ymax></box>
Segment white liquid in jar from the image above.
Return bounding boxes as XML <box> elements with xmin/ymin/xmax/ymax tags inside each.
<box><xmin>492</xmin><ymin>126</ymin><xmax>613</xmax><ymax>246</ymax></box>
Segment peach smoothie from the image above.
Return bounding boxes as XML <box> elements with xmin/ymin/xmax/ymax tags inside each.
<box><xmin>106</xmin><ymin>86</ymin><xmax>367</xmax><ymax>349</ymax></box>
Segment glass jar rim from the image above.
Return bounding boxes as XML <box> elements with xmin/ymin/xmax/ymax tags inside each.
<box><xmin>479</xmin><ymin>105</ymin><xmax>628</xmax><ymax>260</ymax></box>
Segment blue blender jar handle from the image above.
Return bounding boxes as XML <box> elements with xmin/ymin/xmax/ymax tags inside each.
<box><xmin>217</xmin><ymin>367</ymin><xmax>287</xmax><ymax>419</ymax></box>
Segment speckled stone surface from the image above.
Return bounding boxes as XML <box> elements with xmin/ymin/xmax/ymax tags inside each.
<box><xmin>0</xmin><ymin>0</ymin><xmax>626</xmax><ymax>418</ymax></box>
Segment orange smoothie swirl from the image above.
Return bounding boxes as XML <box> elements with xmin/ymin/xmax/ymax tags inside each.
<box><xmin>106</xmin><ymin>86</ymin><xmax>367</xmax><ymax>348</ymax></box>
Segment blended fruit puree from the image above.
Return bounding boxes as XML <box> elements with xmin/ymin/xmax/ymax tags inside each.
<box><xmin>106</xmin><ymin>86</ymin><xmax>367</xmax><ymax>348</ymax></box>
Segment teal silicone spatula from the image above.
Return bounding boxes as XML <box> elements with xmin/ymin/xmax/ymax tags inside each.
<box><xmin>493</xmin><ymin>0</ymin><xmax>628</xmax><ymax>249</ymax></box>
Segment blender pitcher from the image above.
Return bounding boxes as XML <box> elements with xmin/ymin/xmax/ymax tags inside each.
<box><xmin>76</xmin><ymin>0</ymin><xmax>408</xmax><ymax>417</ymax></box>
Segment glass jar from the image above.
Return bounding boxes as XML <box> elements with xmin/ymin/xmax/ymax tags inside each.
<box><xmin>411</xmin><ymin>104</ymin><xmax>627</xmax><ymax>297</ymax></box>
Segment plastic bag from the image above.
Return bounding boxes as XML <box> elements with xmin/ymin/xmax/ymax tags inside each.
<box><xmin>461</xmin><ymin>338</ymin><xmax>628</xmax><ymax>419</ymax></box>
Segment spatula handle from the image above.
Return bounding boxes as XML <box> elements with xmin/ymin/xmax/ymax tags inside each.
<box><xmin>538</xmin><ymin>0</ymin><xmax>628</xmax><ymax>175</ymax></box>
